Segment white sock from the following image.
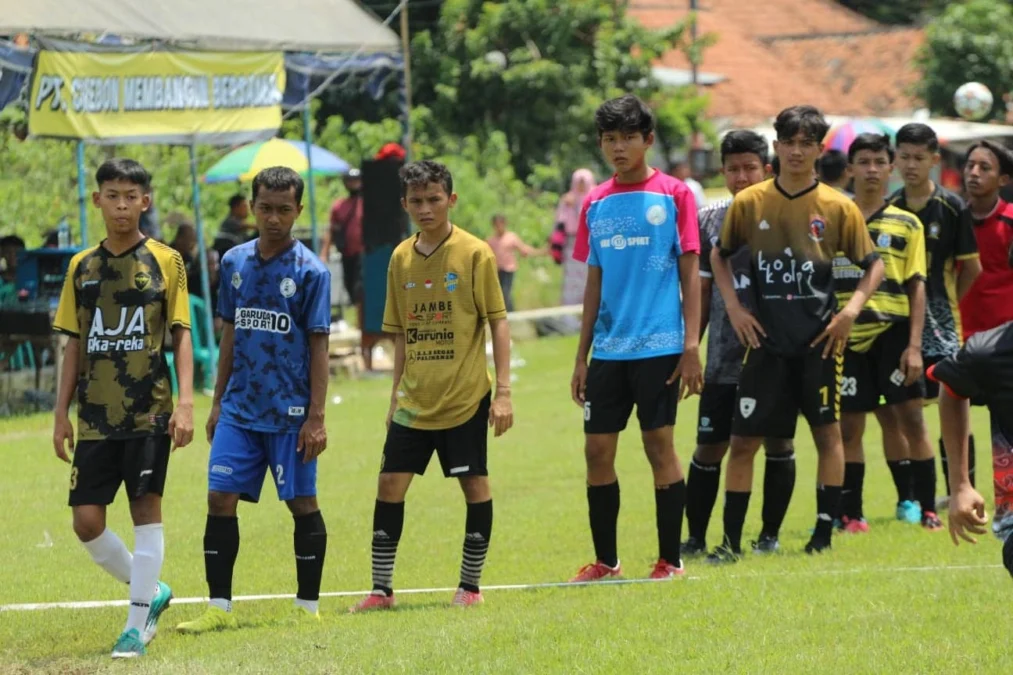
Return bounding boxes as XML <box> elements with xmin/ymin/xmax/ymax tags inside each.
<box><xmin>294</xmin><ymin>598</ymin><xmax>318</xmax><ymax>614</ymax></box>
<box><xmin>81</xmin><ymin>529</ymin><xmax>133</xmax><ymax>584</ymax></box>
<box><xmin>125</xmin><ymin>523</ymin><xmax>164</xmax><ymax>634</ymax></box>
<box><xmin>209</xmin><ymin>598</ymin><xmax>232</xmax><ymax>613</ymax></box>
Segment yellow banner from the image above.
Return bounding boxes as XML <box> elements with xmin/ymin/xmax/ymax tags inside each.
<box><xmin>29</xmin><ymin>49</ymin><xmax>285</xmax><ymax>144</ymax></box>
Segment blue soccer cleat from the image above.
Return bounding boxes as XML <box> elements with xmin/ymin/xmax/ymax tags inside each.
<box><xmin>111</xmin><ymin>628</ymin><xmax>146</xmax><ymax>659</ymax></box>
<box><xmin>143</xmin><ymin>581</ymin><xmax>173</xmax><ymax>645</ymax></box>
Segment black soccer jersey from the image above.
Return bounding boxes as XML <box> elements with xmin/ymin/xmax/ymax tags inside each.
<box><xmin>929</xmin><ymin>320</ymin><xmax>1013</xmax><ymax>429</ymax></box>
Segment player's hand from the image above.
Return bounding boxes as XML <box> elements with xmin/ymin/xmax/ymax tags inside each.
<box><xmin>949</xmin><ymin>484</ymin><xmax>988</xmax><ymax>546</ymax></box>
<box><xmin>206</xmin><ymin>403</ymin><xmax>221</xmax><ymax>443</ymax></box>
<box><xmin>53</xmin><ymin>413</ymin><xmax>75</xmax><ymax>463</ymax></box>
<box><xmin>811</xmin><ymin>308</ymin><xmax>857</xmax><ymax>359</ymax></box>
<box><xmin>489</xmin><ymin>392</ymin><xmax>513</xmax><ymax>437</ymax></box>
<box><xmin>900</xmin><ymin>345</ymin><xmax>923</xmax><ymax>386</ymax></box>
<box><xmin>571</xmin><ymin>360</ymin><xmax>589</xmax><ymax>407</ymax></box>
<box><xmin>667</xmin><ymin>346</ymin><xmax>703</xmax><ymax>399</ymax></box>
<box><xmin>298</xmin><ymin>413</ymin><xmax>327</xmax><ymax>463</ymax></box>
<box><xmin>168</xmin><ymin>402</ymin><xmax>194</xmax><ymax>451</ymax></box>
<box><xmin>386</xmin><ymin>398</ymin><xmax>398</xmax><ymax>431</ymax></box>
<box><xmin>727</xmin><ymin>304</ymin><xmax>765</xmax><ymax>349</ymax></box>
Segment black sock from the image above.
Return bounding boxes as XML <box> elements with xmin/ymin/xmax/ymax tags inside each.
<box><xmin>722</xmin><ymin>491</ymin><xmax>751</xmax><ymax>553</ymax></box>
<box><xmin>587</xmin><ymin>481</ymin><xmax>620</xmax><ymax>568</ymax></box>
<box><xmin>655</xmin><ymin>481</ymin><xmax>686</xmax><ymax>564</ymax></box>
<box><xmin>969</xmin><ymin>434</ymin><xmax>977</xmax><ymax>489</ymax></box>
<box><xmin>761</xmin><ymin>452</ymin><xmax>796</xmax><ymax>538</ymax></box>
<box><xmin>842</xmin><ymin>463</ymin><xmax>865</xmax><ymax>520</ymax></box>
<box><xmin>686</xmin><ymin>459</ymin><xmax>721</xmax><ymax>542</ymax></box>
<box><xmin>1003</xmin><ymin>533</ymin><xmax>1013</xmax><ymax>580</ymax></box>
<box><xmin>912</xmin><ymin>458</ymin><xmax>937</xmax><ymax>516</ymax></box>
<box><xmin>204</xmin><ymin>515</ymin><xmax>239</xmax><ymax>601</ymax></box>
<box><xmin>887</xmin><ymin>459</ymin><xmax>913</xmax><ymax>503</ymax></box>
<box><xmin>372</xmin><ymin>500</ymin><xmax>405</xmax><ymax>596</ymax></box>
<box><xmin>814</xmin><ymin>484</ymin><xmax>842</xmax><ymax>541</ymax></box>
<box><xmin>938</xmin><ymin>438</ymin><xmax>950</xmax><ymax>496</ymax></box>
<box><xmin>293</xmin><ymin>511</ymin><xmax>327</xmax><ymax>602</ymax></box>
<box><xmin>460</xmin><ymin>500</ymin><xmax>493</xmax><ymax>593</ymax></box>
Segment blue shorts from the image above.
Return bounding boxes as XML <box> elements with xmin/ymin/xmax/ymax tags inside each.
<box><xmin>208</xmin><ymin>422</ymin><xmax>317</xmax><ymax>503</ymax></box>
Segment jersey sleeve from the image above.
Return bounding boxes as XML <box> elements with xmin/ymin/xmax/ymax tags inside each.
<box><xmin>52</xmin><ymin>256</ymin><xmax>81</xmax><ymax>337</ymax></box>
<box><xmin>571</xmin><ymin>197</ymin><xmax>592</xmax><ymax>263</ymax></box>
<box><xmin>165</xmin><ymin>250</ymin><xmax>191</xmax><ymax>330</ymax></box>
<box><xmin>906</xmin><ymin>217</ymin><xmax>928</xmax><ymax>283</ymax></box>
<box><xmin>674</xmin><ymin>186</ymin><xmax>701</xmax><ymax>255</ymax></box>
<box><xmin>474</xmin><ymin>247</ymin><xmax>508</xmax><ymax>320</ymax></box>
<box><xmin>698</xmin><ymin>208</ymin><xmax>717</xmax><ymax>277</ymax></box>
<box><xmin>217</xmin><ymin>255</ymin><xmax>236</xmax><ymax>323</ymax></box>
<box><xmin>928</xmin><ymin>347</ymin><xmax>983</xmax><ymax>400</ymax></box>
<box><xmin>302</xmin><ymin>265</ymin><xmax>332</xmax><ymax>333</ymax></box>
<box><xmin>381</xmin><ymin>256</ymin><xmax>403</xmax><ymax>333</ymax></box>
<box><xmin>953</xmin><ymin>201</ymin><xmax>979</xmax><ymax>261</ymax></box>
<box><xmin>718</xmin><ymin>197</ymin><xmax>747</xmax><ymax>258</ymax></box>
<box><xmin>841</xmin><ymin>201</ymin><xmax>878</xmax><ymax>269</ymax></box>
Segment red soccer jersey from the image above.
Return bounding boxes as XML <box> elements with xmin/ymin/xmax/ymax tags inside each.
<box><xmin>960</xmin><ymin>199</ymin><xmax>1013</xmax><ymax>339</ymax></box>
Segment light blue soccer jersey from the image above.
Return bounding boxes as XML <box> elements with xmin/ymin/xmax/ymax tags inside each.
<box><xmin>217</xmin><ymin>239</ymin><xmax>331</xmax><ymax>432</ymax></box>
<box><xmin>577</xmin><ymin>171</ymin><xmax>701</xmax><ymax>360</ymax></box>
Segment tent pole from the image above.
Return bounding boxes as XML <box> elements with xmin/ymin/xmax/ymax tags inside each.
<box><xmin>76</xmin><ymin>141</ymin><xmax>88</xmax><ymax>246</ymax></box>
<box><xmin>303</xmin><ymin>104</ymin><xmax>320</xmax><ymax>254</ymax></box>
<box><xmin>189</xmin><ymin>142</ymin><xmax>218</xmax><ymax>392</ymax></box>
<box><xmin>400</xmin><ymin>0</ymin><xmax>412</xmax><ymax>160</ymax></box>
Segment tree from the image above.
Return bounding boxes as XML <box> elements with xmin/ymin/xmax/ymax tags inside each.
<box><xmin>836</xmin><ymin>0</ymin><xmax>947</xmax><ymax>26</ymax></box>
<box><xmin>916</xmin><ymin>0</ymin><xmax>1013</xmax><ymax>121</ymax></box>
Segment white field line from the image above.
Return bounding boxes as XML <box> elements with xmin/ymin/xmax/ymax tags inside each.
<box><xmin>0</xmin><ymin>562</ymin><xmax>1002</xmax><ymax>613</ymax></box>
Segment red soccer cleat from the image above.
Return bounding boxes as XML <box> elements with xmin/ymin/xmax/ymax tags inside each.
<box><xmin>569</xmin><ymin>560</ymin><xmax>622</xmax><ymax>583</ymax></box>
<box><xmin>451</xmin><ymin>588</ymin><xmax>484</xmax><ymax>607</ymax></box>
<box><xmin>841</xmin><ymin>516</ymin><xmax>870</xmax><ymax>534</ymax></box>
<box><xmin>649</xmin><ymin>558</ymin><xmax>685</xmax><ymax>580</ymax></box>
<box><xmin>348</xmin><ymin>592</ymin><xmax>395</xmax><ymax>613</ymax></box>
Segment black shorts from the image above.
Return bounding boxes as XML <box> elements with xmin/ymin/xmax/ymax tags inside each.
<box><xmin>841</xmin><ymin>323</ymin><xmax>925</xmax><ymax>413</ymax></box>
<box><xmin>732</xmin><ymin>346</ymin><xmax>842</xmax><ymax>439</ymax></box>
<box><xmin>584</xmin><ymin>355</ymin><xmax>680</xmax><ymax>435</ymax></box>
<box><xmin>697</xmin><ymin>383</ymin><xmax>737</xmax><ymax>445</ymax></box>
<box><xmin>382</xmin><ymin>393</ymin><xmax>490</xmax><ymax>477</ymax></box>
<box><xmin>342</xmin><ymin>253</ymin><xmax>362</xmax><ymax>304</ymax></box>
<box><xmin>68</xmin><ymin>435</ymin><xmax>171</xmax><ymax>506</ymax></box>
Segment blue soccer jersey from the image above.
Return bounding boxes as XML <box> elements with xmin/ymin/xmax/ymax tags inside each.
<box><xmin>574</xmin><ymin>170</ymin><xmax>701</xmax><ymax>360</ymax></box>
<box><xmin>217</xmin><ymin>240</ymin><xmax>331</xmax><ymax>432</ymax></box>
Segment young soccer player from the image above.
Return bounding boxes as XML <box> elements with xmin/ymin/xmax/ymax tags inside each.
<box><xmin>567</xmin><ymin>94</ymin><xmax>703</xmax><ymax>581</ymax></box>
<box><xmin>834</xmin><ymin>133</ymin><xmax>937</xmax><ymax>532</ymax></box>
<box><xmin>52</xmin><ymin>158</ymin><xmax>194</xmax><ymax>658</ymax></box>
<box><xmin>349</xmin><ymin>160</ymin><xmax>513</xmax><ymax>612</ymax></box>
<box><xmin>685</xmin><ymin>130</ymin><xmax>797</xmax><ymax>557</ymax></box>
<box><xmin>889</xmin><ymin>123</ymin><xmax>981</xmax><ymax>513</ymax></box>
<box><xmin>176</xmin><ymin>167</ymin><xmax>331</xmax><ymax>634</ymax></box>
<box><xmin>709</xmin><ymin>105</ymin><xmax>884</xmax><ymax>560</ymax></box>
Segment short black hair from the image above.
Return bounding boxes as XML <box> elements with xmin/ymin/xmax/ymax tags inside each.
<box><xmin>491</xmin><ymin>213</ymin><xmax>506</xmax><ymax>224</ymax></box>
<box><xmin>965</xmin><ymin>140</ymin><xmax>1013</xmax><ymax>177</ymax></box>
<box><xmin>0</xmin><ymin>235</ymin><xmax>25</xmax><ymax>249</ymax></box>
<box><xmin>595</xmin><ymin>94</ymin><xmax>655</xmax><ymax>139</ymax></box>
<box><xmin>818</xmin><ymin>150</ymin><xmax>848</xmax><ymax>182</ymax></box>
<box><xmin>400</xmin><ymin>160</ymin><xmax>453</xmax><ymax>198</ymax></box>
<box><xmin>771</xmin><ymin>156</ymin><xmax>780</xmax><ymax>176</ymax></box>
<box><xmin>720</xmin><ymin>130</ymin><xmax>770</xmax><ymax>165</ymax></box>
<box><xmin>895</xmin><ymin>123</ymin><xmax>939</xmax><ymax>152</ymax></box>
<box><xmin>95</xmin><ymin>158</ymin><xmax>151</xmax><ymax>191</ymax></box>
<box><xmin>251</xmin><ymin>166</ymin><xmax>304</xmax><ymax>203</ymax></box>
<box><xmin>774</xmin><ymin>105</ymin><xmax>830</xmax><ymax>144</ymax></box>
<box><xmin>228</xmin><ymin>194</ymin><xmax>246</xmax><ymax>209</ymax></box>
<box><xmin>848</xmin><ymin>134</ymin><xmax>895</xmax><ymax>163</ymax></box>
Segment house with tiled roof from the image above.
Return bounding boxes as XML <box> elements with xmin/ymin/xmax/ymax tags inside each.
<box><xmin>631</xmin><ymin>0</ymin><xmax>925</xmax><ymax>126</ymax></box>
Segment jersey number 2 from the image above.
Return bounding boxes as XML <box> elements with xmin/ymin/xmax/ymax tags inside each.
<box><xmin>276</xmin><ymin>464</ymin><xmax>286</xmax><ymax>485</ymax></box>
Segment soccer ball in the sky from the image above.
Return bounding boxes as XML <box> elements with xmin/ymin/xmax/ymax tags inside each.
<box><xmin>953</xmin><ymin>82</ymin><xmax>994</xmax><ymax>121</ymax></box>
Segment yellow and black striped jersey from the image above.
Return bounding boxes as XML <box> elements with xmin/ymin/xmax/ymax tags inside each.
<box><xmin>834</xmin><ymin>204</ymin><xmax>926</xmax><ymax>352</ymax></box>
<box><xmin>53</xmin><ymin>238</ymin><xmax>190</xmax><ymax>440</ymax></box>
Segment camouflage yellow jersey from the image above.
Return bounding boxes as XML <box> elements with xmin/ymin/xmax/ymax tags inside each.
<box><xmin>53</xmin><ymin>238</ymin><xmax>190</xmax><ymax>440</ymax></box>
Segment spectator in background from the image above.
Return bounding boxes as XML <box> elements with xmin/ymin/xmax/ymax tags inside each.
<box><xmin>818</xmin><ymin>149</ymin><xmax>851</xmax><ymax>196</ymax></box>
<box><xmin>557</xmin><ymin>168</ymin><xmax>596</xmax><ymax>308</ymax></box>
<box><xmin>214</xmin><ymin>194</ymin><xmax>254</xmax><ymax>258</ymax></box>
<box><xmin>139</xmin><ymin>186</ymin><xmax>162</xmax><ymax>241</ymax></box>
<box><xmin>173</xmin><ymin>221</ymin><xmax>223</xmax><ymax>336</ymax></box>
<box><xmin>170</xmin><ymin>222</ymin><xmax>197</xmax><ymax>267</ymax></box>
<box><xmin>320</xmin><ymin>169</ymin><xmax>365</xmax><ymax>315</ymax></box>
<box><xmin>486</xmin><ymin>214</ymin><xmax>544</xmax><ymax>312</ymax></box>
<box><xmin>673</xmin><ymin>161</ymin><xmax>707</xmax><ymax>208</ymax></box>
<box><xmin>0</xmin><ymin>235</ymin><xmax>25</xmax><ymax>305</ymax></box>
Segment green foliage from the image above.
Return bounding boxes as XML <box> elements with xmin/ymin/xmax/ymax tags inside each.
<box><xmin>836</xmin><ymin>0</ymin><xmax>948</xmax><ymax>25</ymax></box>
<box><xmin>915</xmin><ymin>0</ymin><xmax>1013</xmax><ymax>120</ymax></box>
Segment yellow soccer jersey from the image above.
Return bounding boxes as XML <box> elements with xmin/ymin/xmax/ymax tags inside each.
<box><xmin>834</xmin><ymin>204</ymin><xmax>927</xmax><ymax>352</ymax></box>
<box><xmin>53</xmin><ymin>238</ymin><xmax>190</xmax><ymax>440</ymax></box>
<box><xmin>383</xmin><ymin>226</ymin><xmax>507</xmax><ymax>430</ymax></box>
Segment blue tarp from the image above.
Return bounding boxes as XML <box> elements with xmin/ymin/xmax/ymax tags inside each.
<box><xmin>282</xmin><ymin>51</ymin><xmax>404</xmax><ymax>108</ymax></box>
<box><xmin>0</xmin><ymin>39</ymin><xmax>33</xmax><ymax>112</ymax></box>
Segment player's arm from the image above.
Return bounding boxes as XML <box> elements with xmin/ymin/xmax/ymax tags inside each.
<box><xmin>170</xmin><ymin>327</ymin><xmax>195</xmax><ymax>450</ymax></box>
<box><xmin>956</xmin><ymin>256</ymin><xmax>981</xmax><ymax>301</ymax></box>
<box><xmin>489</xmin><ymin>317</ymin><xmax>513</xmax><ymax>436</ymax></box>
<box><xmin>901</xmin><ymin>224</ymin><xmax>927</xmax><ymax>386</ymax></box>
<box><xmin>298</xmin><ymin>333</ymin><xmax>329</xmax><ymax>462</ymax></box>
<box><xmin>206</xmin><ymin>323</ymin><xmax>234</xmax><ymax>443</ymax></box>
<box><xmin>473</xmin><ymin>248</ymin><xmax>513</xmax><ymax>435</ymax></box>
<box><xmin>672</xmin><ymin>252</ymin><xmax>703</xmax><ymax>397</ymax></box>
<box><xmin>53</xmin><ymin>338</ymin><xmax>79</xmax><ymax>463</ymax></box>
<box><xmin>939</xmin><ymin>388</ymin><xmax>987</xmax><ymax>545</ymax></box>
<box><xmin>572</xmin><ymin>265</ymin><xmax>601</xmax><ymax>407</ymax></box>
<box><xmin>697</xmin><ymin>212</ymin><xmax>714</xmax><ymax>342</ymax></box>
<box><xmin>714</xmin><ymin>200</ymin><xmax>764</xmax><ymax>348</ymax></box>
<box><xmin>318</xmin><ymin>228</ymin><xmax>332</xmax><ymax>263</ymax></box>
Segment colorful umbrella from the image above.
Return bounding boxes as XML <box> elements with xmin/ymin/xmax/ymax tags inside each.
<box><xmin>202</xmin><ymin>138</ymin><xmax>350</xmax><ymax>184</ymax></box>
<box><xmin>823</xmin><ymin>119</ymin><xmax>896</xmax><ymax>153</ymax></box>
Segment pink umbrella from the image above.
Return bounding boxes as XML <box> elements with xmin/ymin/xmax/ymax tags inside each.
<box><xmin>823</xmin><ymin>119</ymin><xmax>896</xmax><ymax>153</ymax></box>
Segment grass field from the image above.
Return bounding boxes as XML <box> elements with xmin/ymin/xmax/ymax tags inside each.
<box><xmin>0</xmin><ymin>335</ymin><xmax>1006</xmax><ymax>674</ymax></box>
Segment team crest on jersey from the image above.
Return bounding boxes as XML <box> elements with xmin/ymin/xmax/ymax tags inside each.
<box><xmin>424</xmin><ymin>279</ymin><xmax>433</xmax><ymax>289</ymax></box>
<box><xmin>444</xmin><ymin>272</ymin><xmax>458</xmax><ymax>292</ymax></box>
<box><xmin>877</xmin><ymin>232</ymin><xmax>892</xmax><ymax>248</ymax></box>
<box><xmin>646</xmin><ymin>204</ymin><xmax>667</xmax><ymax>226</ymax></box>
<box><xmin>739</xmin><ymin>397</ymin><xmax>756</xmax><ymax>418</ymax></box>
<box><xmin>404</xmin><ymin>281</ymin><xmax>416</xmax><ymax>290</ymax></box>
<box><xmin>280</xmin><ymin>277</ymin><xmax>297</xmax><ymax>298</ymax></box>
<box><xmin>134</xmin><ymin>271</ymin><xmax>151</xmax><ymax>291</ymax></box>
<box><xmin>808</xmin><ymin>216</ymin><xmax>826</xmax><ymax>242</ymax></box>
<box><xmin>929</xmin><ymin>222</ymin><xmax>940</xmax><ymax>238</ymax></box>
<box><xmin>232</xmin><ymin>272</ymin><xmax>242</xmax><ymax>289</ymax></box>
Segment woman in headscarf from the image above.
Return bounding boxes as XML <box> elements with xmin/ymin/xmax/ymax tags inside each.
<box><xmin>557</xmin><ymin>168</ymin><xmax>597</xmax><ymax>306</ymax></box>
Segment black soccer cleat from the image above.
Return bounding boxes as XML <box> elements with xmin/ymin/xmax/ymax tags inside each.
<box><xmin>1003</xmin><ymin>533</ymin><xmax>1013</xmax><ymax>580</ymax></box>
<box><xmin>705</xmin><ymin>543</ymin><xmax>742</xmax><ymax>565</ymax></box>
<box><xmin>804</xmin><ymin>537</ymin><xmax>832</xmax><ymax>555</ymax></box>
<box><xmin>682</xmin><ymin>536</ymin><xmax>707</xmax><ymax>557</ymax></box>
<box><xmin>751</xmin><ymin>533</ymin><xmax>780</xmax><ymax>554</ymax></box>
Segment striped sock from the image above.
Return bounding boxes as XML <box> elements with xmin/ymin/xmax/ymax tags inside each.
<box><xmin>459</xmin><ymin>500</ymin><xmax>493</xmax><ymax>593</ymax></box>
<box><xmin>371</xmin><ymin>500</ymin><xmax>404</xmax><ymax>596</ymax></box>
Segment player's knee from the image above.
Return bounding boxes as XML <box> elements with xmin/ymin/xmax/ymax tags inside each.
<box><xmin>459</xmin><ymin>476</ymin><xmax>491</xmax><ymax>503</ymax></box>
<box><xmin>71</xmin><ymin>509</ymin><xmax>105</xmax><ymax>542</ymax></box>
<box><xmin>376</xmin><ymin>473</ymin><xmax>411</xmax><ymax>502</ymax></box>
<box><xmin>897</xmin><ymin>404</ymin><xmax>928</xmax><ymax>440</ymax></box>
<box><xmin>128</xmin><ymin>494</ymin><xmax>161</xmax><ymax>526</ymax></box>
<box><xmin>642</xmin><ymin>435</ymin><xmax>676</xmax><ymax>471</ymax></box>
<box><xmin>840</xmin><ymin>417</ymin><xmax>863</xmax><ymax>445</ymax></box>
<box><xmin>207</xmin><ymin>491</ymin><xmax>239</xmax><ymax>517</ymax></box>
<box><xmin>286</xmin><ymin>496</ymin><xmax>319</xmax><ymax>517</ymax></box>
<box><xmin>584</xmin><ymin>435</ymin><xmax>617</xmax><ymax>470</ymax></box>
<box><xmin>728</xmin><ymin>437</ymin><xmax>762</xmax><ymax>461</ymax></box>
<box><xmin>695</xmin><ymin>443</ymin><xmax>728</xmax><ymax>464</ymax></box>
<box><xmin>811</xmin><ymin>423</ymin><xmax>843</xmax><ymax>454</ymax></box>
<box><xmin>762</xmin><ymin>438</ymin><xmax>793</xmax><ymax>457</ymax></box>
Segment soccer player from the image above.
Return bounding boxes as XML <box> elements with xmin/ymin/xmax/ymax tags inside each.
<box><xmin>890</xmin><ymin>123</ymin><xmax>980</xmax><ymax>513</ymax></box>
<box><xmin>709</xmin><ymin>105</ymin><xmax>884</xmax><ymax>560</ymax></box>
<box><xmin>349</xmin><ymin>160</ymin><xmax>513</xmax><ymax>612</ymax></box>
<box><xmin>684</xmin><ymin>130</ymin><xmax>797</xmax><ymax>557</ymax></box>
<box><xmin>834</xmin><ymin>133</ymin><xmax>937</xmax><ymax>532</ymax></box>
<box><xmin>52</xmin><ymin>158</ymin><xmax>194</xmax><ymax>658</ymax></box>
<box><xmin>176</xmin><ymin>167</ymin><xmax>331</xmax><ymax>634</ymax></box>
<box><xmin>567</xmin><ymin>94</ymin><xmax>703</xmax><ymax>582</ymax></box>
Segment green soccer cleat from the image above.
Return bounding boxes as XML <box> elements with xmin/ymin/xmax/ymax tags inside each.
<box><xmin>175</xmin><ymin>606</ymin><xmax>238</xmax><ymax>635</ymax></box>
<box><xmin>111</xmin><ymin>628</ymin><xmax>146</xmax><ymax>659</ymax></box>
<box><xmin>283</xmin><ymin>604</ymin><xmax>322</xmax><ymax>625</ymax></box>
<box><xmin>143</xmin><ymin>581</ymin><xmax>173</xmax><ymax>645</ymax></box>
